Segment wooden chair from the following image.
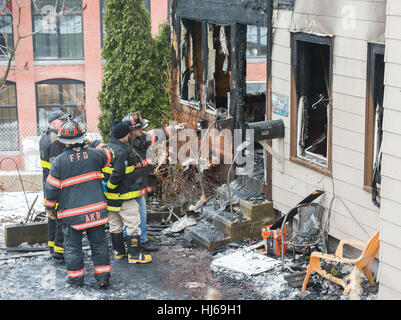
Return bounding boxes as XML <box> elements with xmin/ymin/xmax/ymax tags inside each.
<box><xmin>301</xmin><ymin>230</ymin><xmax>380</xmax><ymax>294</ymax></box>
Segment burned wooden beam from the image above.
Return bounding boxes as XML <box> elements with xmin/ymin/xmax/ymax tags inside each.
<box><xmin>230</xmin><ymin>23</ymin><xmax>247</xmax><ymax>130</ymax></box>
<box><xmin>175</xmin><ymin>0</ymin><xmax>269</xmax><ymax>27</ymax></box>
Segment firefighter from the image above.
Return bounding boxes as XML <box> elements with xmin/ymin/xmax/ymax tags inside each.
<box><xmin>45</xmin><ymin>120</ymin><xmax>112</xmax><ymax>288</ymax></box>
<box><xmin>121</xmin><ymin>112</ymin><xmax>185</xmax><ymax>252</ymax></box>
<box><xmin>102</xmin><ymin>120</ymin><xmax>152</xmax><ymax>263</ymax></box>
<box><xmin>39</xmin><ymin>110</ymin><xmax>68</xmax><ymax>261</ymax></box>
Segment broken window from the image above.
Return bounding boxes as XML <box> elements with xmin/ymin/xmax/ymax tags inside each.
<box><xmin>246</xmin><ymin>25</ymin><xmax>267</xmax><ymax>58</ymax></box>
<box><xmin>205</xmin><ymin>23</ymin><xmax>231</xmax><ymax>114</ymax></box>
<box><xmin>291</xmin><ymin>33</ymin><xmax>332</xmax><ymax>168</ymax></box>
<box><xmin>179</xmin><ymin>19</ymin><xmax>202</xmax><ymax>110</ymax></box>
<box><xmin>364</xmin><ymin>43</ymin><xmax>384</xmax><ymax>208</ymax></box>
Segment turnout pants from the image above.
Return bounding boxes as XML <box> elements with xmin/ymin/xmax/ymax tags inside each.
<box><xmin>47</xmin><ymin>214</ymin><xmax>64</xmax><ymax>254</ymax></box>
<box><xmin>61</xmin><ymin>224</ymin><xmax>111</xmax><ymax>285</ymax></box>
<box><xmin>108</xmin><ymin>199</ymin><xmax>141</xmax><ymax>236</ymax></box>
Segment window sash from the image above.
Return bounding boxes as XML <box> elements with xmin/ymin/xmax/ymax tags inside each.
<box><xmin>0</xmin><ymin>1</ymin><xmax>14</xmax><ymax>57</ymax></box>
<box><xmin>36</xmin><ymin>80</ymin><xmax>85</xmax><ymax>134</ymax></box>
<box><xmin>0</xmin><ymin>82</ymin><xmax>18</xmax><ymax>152</ymax></box>
<box><xmin>32</xmin><ymin>0</ymin><xmax>83</xmax><ymax>59</ymax></box>
<box><xmin>246</xmin><ymin>26</ymin><xmax>267</xmax><ymax>58</ymax></box>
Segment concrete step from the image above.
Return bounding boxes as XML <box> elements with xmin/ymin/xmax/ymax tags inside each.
<box><xmin>185</xmin><ymin>220</ymin><xmax>230</xmax><ymax>251</ymax></box>
<box><xmin>185</xmin><ymin>199</ymin><xmax>278</xmax><ymax>251</ymax></box>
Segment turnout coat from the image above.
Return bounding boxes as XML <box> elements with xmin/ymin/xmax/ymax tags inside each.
<box><xmin>45</xmin><ymin>145</ymin><xmax>112</xmax><ymax>230</ymax></box>
<box><xmin>101</xmin><ymin>125</ymin><xmax>176</xmax><ymax>212</ymax></box>
<box><xmin>39</xmin><ymin>128</ymin><xmax>65</xmax><ymax>205</ymax></box>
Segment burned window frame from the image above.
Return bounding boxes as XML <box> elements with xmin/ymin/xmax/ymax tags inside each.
<box><xmin>364</xmin><ymin>43</ymin><xmax>385</xmax><ymax>199</ymax></box>
<box><xmin>178</xmin><ymin>18</ymin><xmax>203</xmax><ymax>110</ymax></box>
<box><xmin>290</xmin><ymin>32</ymin><xmax>333</xmax><ymax>175</ymax></box>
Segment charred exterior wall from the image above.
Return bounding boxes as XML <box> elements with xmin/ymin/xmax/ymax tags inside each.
<box><xmin>171</xmin><ymin>0</ymin><xmax>272</xmax><ymax>129</ymax></box>
<box><xmin>170</xmin><ymin>0</ymin><xmax>273</xmax><ymax>184</ymax></box>
<box><xmin>270</xmin><ymin>0</ymin><xmax>386</xmax><ymax>246</ymax></box>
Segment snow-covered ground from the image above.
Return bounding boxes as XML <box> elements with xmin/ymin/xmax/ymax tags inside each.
<box><xmin>0</xmin><ymin>191</ymin><xmax>45</xmax><ymax>245</ymax></box>
<box><xmin>0</xmin><ymin>191</ymin><xmax>379</xmax><ymax>300</ymax></box>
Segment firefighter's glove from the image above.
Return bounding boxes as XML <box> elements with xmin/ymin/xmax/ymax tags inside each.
<box><xmin>85</xmin><ymin>137</ymin><xmax>93</xmax><ymax>147</ymax></box>
<box><xmin>47</xmin><ymin>209</ymin><xmax>56</xmax><ymax>220</ymax></box>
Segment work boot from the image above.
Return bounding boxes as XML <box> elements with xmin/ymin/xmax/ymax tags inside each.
<box><xmin>111</xmin><ymin>232</ymin><xmax>127</xmax><ymax>260</ymax></box>
<box><xmin>97</xmin><ymin>278</ymin><xmax>110</xmax><ymax>289</ymax></box>
<box><xmin>67</xmin><ymin>278</ymin><xmax>84</xmax><ymax>289</ymax></box>
<box><xmin>52</xmin><ymin>251</ymin><xmax>64</xmax><ymax>263</ymax></box>
<box><xmin>140</xmin><ymin>241</ymin><xmax>159</xmax><ymax>252</ymax></box>
<box><xmin>127</xmin><ymin>235</ymin><xmax>152</xmax><ymax>264</ymax></box>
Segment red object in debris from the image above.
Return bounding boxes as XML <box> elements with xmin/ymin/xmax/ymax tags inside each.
<box><xmin>261</xmin><ymin>224</ymin><xmax>287</xmax><ymax>257</ymax></box>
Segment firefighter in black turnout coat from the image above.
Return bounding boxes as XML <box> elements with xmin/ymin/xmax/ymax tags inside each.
<box><xmin>39</xmin><ymin>110</ymin><xmax>68</xmax><ymax>260</ymax></box>
<box><xmin>45</xmin><ymin>120</ymin><xmax>112</xmax><ymax>288</ymax></box>
<box><xmin>120</xmin><ymin>112</ymin><xmax>185</xmax><ymax>251</ymax></box>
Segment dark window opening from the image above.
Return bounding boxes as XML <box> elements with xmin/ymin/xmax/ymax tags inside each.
<box><xmin>372</xmin><ymin>53</ymin><xmax>384</xmax><ymax>187</ymax></box>
<box><xmin>294</xmin><ymin>37</ymin><xmax>331</xmax><ymax>166</ymax></box>
<box><xmin>365</xmin><ymin>43</ymin><xmax>385</xmax><ymax>207</ymax></box>
<box><xmin>179</xmin><ymin>19</ymin><xmax>202</xmax><ymax>109</ymax></box>
<box><xmin>206</xmin><ymin>23</ymin><xmax>231</xmax><ymax>113</ymax></box>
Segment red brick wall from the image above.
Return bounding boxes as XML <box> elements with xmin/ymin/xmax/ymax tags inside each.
<box><xmin>150</xmin><ymin>0</ymin><xmax>168</xmax><ymax>36</ymax></box>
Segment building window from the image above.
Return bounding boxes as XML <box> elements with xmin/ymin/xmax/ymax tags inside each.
<box><xmin>32</xmin><ymin>0</ymin><xmax>83</xmax><ymax>59</ymax></box>
<box><xmin>275</xmin><ymin>0</ymin><xmax>295</xmax><ymax>10</ymax></box>
<box><xmin>290</xmin><ymin>33</ymin><xmax>333</xmax><ymax>173</ymax></box>
<box><xmin>0</xmin><ymin>0</ymin><xmax>13</xmax><ymax>58</ymax></box>
<box><xmin>143</xmin><ymin>0</ymin><xmax>150</xmax><ymax>13</ymax></box>
<box><xmin>364</xmin><ymin>43</ymin><xmax>385</xmax><ymax>206</ymax></box>
<box><xmin>0</xmin><ymin>82</ymin><xmax>18</xmax><ymax>151</ymax></box>
<box><xmin>36</xmin><ymin>79</ymin><xmax>85</xmax><ymax>134</ymax></box>
<box><xmin>179</xmin><ymin>19</ymin><xmax>203</xmax><ymax>110</ymax></box>
<box><xmin>246</xmin><ymin>25</ymin><xmax>267</xmax><ymax>58</ymax></box>
<box><xmin>100</xmin><ymin>0</ymin><xmax>105</xmax><ymax>47</ymax></box>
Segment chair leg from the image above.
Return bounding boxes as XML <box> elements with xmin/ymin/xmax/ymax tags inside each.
<box><xmin>362</xmin><ymin>266</ymin><xmax>375</xmax><ymax>286</ymax></box>
<box><xmin>302</xmin><ymin>256</ymin><xmax>320</xmax><ymax>292</ymax></box>
<box><xmin>301</xmin><ymin>263</ymin><xmax>313</xmax><ymax>292</ymax></box>
<box><xmin>343</xmin><ymin>268</ymin><xmax>355</xmax><ymax>295</ymax></box>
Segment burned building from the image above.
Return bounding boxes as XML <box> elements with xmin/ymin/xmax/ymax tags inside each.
<box><xmin>169</xmin><ymin>0</ymin><xmax>273</xmax><ymax>193</ymax></box>
<box><xmin>170</xmin><ymin>0</ymin><xmax>271</xmax><ymax>126</ymax></box>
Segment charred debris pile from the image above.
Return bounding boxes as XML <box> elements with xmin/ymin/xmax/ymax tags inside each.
<box><xmin>148</xmin><ymin>161</ymin><xmax>268</xmax><ymax>247</ymax></box>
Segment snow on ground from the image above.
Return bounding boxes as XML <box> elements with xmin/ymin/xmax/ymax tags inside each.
<box><xmin>0</xmin><ymin>191</ymin><xmax>379</xmax><ymax>300</ymax></box>
<box><xmin>0</xmin><ymin>191</ymin><xmax>45</xmax><ymax>245</ymax></box>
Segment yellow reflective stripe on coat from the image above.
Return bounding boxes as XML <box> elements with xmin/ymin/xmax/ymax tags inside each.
<box><xmin>48</xmin><ymin>241</ymin><xmax>55</xmax><ymax>248</ymax></box>
<box><xmin>106</xmin><ymin>180</ymin><xmax>118</xmax><ymax>190</ymax></box>
<box><xmin>41</xmin><ymin>160</ymin><xmax>51</xmax><ymax>169</ymax></box>
<box><xmin>102</xmin><ymin>167</ymin><xmax>113</xmax><ymax>174</ymax></box>
<box><xmin>102</xmin><ymin>166</ymin><xmax>135</xmax><ymax>174</ymax></box>
<box><xmin>104</xmin><ymin>190</ymin><xmax>142</xmax><ymax>200</ymax></box>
